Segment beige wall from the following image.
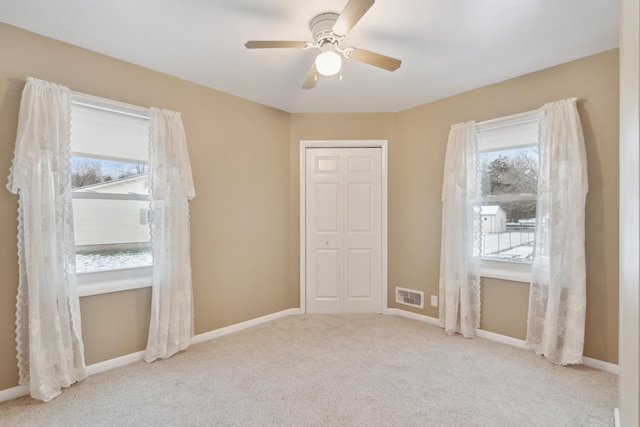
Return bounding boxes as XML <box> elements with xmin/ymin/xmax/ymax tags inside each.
<box><xmin>0</xmin><ymin>23</ymin><xmax>293</xmax><ymax>390</ymax></box>
<box><xmin>391</xmin><ymin>50</ymin><xmax>619</xmax><ymax>363</ymax></box>
<box><xmin>0</xmin><ymin>21</ymin><xmax>619</xmax><ymax>393</ymax></box>
<box><xmin>289</xmin><ymin>50</ymin><xmax>618</xmax><ymax>364</ymax></box>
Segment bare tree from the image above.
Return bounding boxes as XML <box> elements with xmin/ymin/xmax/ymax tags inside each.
<box><xmin>482</xmin><ymin>151</ymin><xmax>538</xmax><ymax>222</ymax></box>
<box><xmin>71</xmin><ymin>159</ymin><xmax>104</xmax><ymax>188</ymax></box>
<box><xmin>71</xmin><ymin>158</ymin><xmax>149</xmax><ymax>188</ymax></box>
<box><xmin>113</xmin><ymin>162</ymin><xmax>149</xmax><ymax>180</ymax></box>
<box><xmin>510</xmin><ymin>154</ymin><xmax>538</xmax><ymax>193</ymax></box>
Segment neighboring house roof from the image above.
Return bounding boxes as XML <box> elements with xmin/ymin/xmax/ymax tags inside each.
<box><xmin>481</xmin><ymin>205</ymin><xmax>504</xmax><ymax>216</ymax></box>
<box><xmin>74</xmin><ymin>174</ymin><xmax>149</xmax><ymax>195</ymax></box>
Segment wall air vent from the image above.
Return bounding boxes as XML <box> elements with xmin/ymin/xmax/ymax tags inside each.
<box><xmin>395</xmin><ymin>287</ymin><xmax>424</xmax><ymax>309</ymax></box>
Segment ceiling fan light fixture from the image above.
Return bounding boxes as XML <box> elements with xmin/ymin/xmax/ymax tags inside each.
<box><xmin>244</xmin><ymin>0</ymin><xmax>402</xmax><ymax>90</ymax></box>
<box><xmin>315</xmin><ymin>50</ymin><xmax>342</xmax><ymax>76</ymax></box>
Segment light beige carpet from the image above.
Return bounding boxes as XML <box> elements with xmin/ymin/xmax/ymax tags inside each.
<box><xmin>0</xmin><ymin>314</ymin><xmax>617</xmax><ymax>426</ymax></box>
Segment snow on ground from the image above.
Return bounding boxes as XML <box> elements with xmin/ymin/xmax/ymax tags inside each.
<box><xmin>76</xmin><ymin>250</ymin><xmax>152</xmax><ymax>273</ymax></box>
<box><xmin>481</xmin><ymin>230</ymin><xmax>535</xmax><ymax>262</ymax></box>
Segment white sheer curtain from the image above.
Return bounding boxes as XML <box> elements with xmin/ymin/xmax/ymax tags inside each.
<box><xmin>439</xmin><ymin>121</ymin><xmax>482</xmax><ymax>338</ymax></box>
<box><xmin>526</xmin><ymin>98</ymin><xmax>588</xmax><ymax>365</ymax></box>
<box><xmin>6</xmin><ymin>77</ymin><xmax>87</xmax><ymax>401</ymax></box>
<box><xmin>145</xmin><ymin>108</ymin><xmax>196</xmax><ymax>362</ymax></box>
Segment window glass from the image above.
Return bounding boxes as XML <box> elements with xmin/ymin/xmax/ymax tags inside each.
<box><xmin>70</xmin><ymin>99</ymin><xmax>151</xmax><ymax>274</ymax></box>
<box><xmin>480</xmin><ymin>147</ymin><xmax>538</xmax><ymax>197</ymax></box>
<box><xmin>478</xmin><ymin>145</ymin><xmax>538</xmax><ymax>264</ymax></box>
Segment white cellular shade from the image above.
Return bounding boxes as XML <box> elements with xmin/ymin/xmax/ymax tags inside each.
<box><xmin>70</xmin><ymin>102</ymin><xmax>149</xmax><ymax>162</ymax></box>
<box><xmin>476</xmin><ymin>110</ymin><xmax>538</xmax><ymax>152</ymax></box>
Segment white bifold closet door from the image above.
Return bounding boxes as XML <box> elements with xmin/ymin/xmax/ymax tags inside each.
<box><xmin>305</xmin><ymin>147</ymin><xmax>382</xmax><ymax>313</ymax></box>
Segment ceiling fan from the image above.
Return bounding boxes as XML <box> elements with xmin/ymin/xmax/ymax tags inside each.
<box><xmin>244</xmin><ymin>0</ymin><xmax>401</xmax><ymax>90</ymax></box>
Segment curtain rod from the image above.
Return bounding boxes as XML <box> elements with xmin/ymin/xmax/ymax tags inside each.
<box><xmin>70</xmin><ymin>91</ymin><xmax>150</xmax><ymax>120</ymax></box>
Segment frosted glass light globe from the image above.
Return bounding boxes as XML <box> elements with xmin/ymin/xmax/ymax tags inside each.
<box><xmin>315</xmin><ymin>51</ymin><xmax>342</xmax><ymax>76</ymax></box>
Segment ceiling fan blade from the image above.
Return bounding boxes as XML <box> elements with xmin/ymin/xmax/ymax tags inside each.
<box><xmin>332</xmin><ymin>0</ymin><xmax>375</xmax><ymax>37</ymax></box>
<box><xmin>348</xmin><ymin>48</ymin><xmax>401</xmax><ymax>71</ymax></box>
<box><xmin>302</xmin><ymin>62</ymin><xmax>318</xmax><ymax>90</ymax></box>
<box><xmin>245</xmin><ymin>41</ymin><xmax>308</xmax><ymax>49</ymax></box>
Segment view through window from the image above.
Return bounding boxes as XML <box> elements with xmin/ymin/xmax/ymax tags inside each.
<box><xmin>478</xmin><ymin>146</ymin><xmax>538</xmax><ymax>263</ymax></box>
<box><xmin>70</xmin><ymin>98</ymin><xmax>152</xmax><ymax>274</ymax></box>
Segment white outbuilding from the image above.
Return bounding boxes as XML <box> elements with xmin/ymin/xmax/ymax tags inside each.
<box><xmin>479</xmin><ymin>205</ymin><xmax>507</xmax><ymax>233</ymax></box>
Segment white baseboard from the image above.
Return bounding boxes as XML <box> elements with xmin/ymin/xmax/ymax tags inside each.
<box><xmin>0</xmin><ymin>384</ymin><xmax>28</xmax><ymax>404</ymax></box>
<box><xmin>387</xmin><ymin>308</ymin><xmax>439</xmax><ymax>326</ymax></box>
<box><xmin>387</xmin><ymin>308</ymin><xmax>619</xmax><ymax>374</ymax></box>
<box><xmin>475</xmin><ymin>328</ymin><xmax>528</xmax><ymax>350</ymax></box>
<box><xmin>582</xmin><ymin>356</ymin><xmax>619</xmax><ymax>375</ymax></box>
<box><xmin>0</xmin><ymin>351</ymin><xmax>148</xmax><ymax>404</ymax></box>
<box><xmin>0</xmin><ymin>308</ymin><xmax>302</xmax><ymax>404</ymax></box>
<box><xmin>86</xmin><ymin>350</ymin><xmax>146</xmax><ymax>376</ymax></box>
<box><xmin>191</xmin><ymin>308</ymin><xmax>302</xmax><ymax>345</ymax></box>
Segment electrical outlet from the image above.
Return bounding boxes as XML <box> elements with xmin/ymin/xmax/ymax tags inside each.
<box><xmin>430</xmin><ymin>295</ymin><xmax>438</xmax><ymax>307</ymax></box>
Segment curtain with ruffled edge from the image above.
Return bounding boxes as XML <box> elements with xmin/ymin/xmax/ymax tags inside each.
<box><xmin>526</xmin><ymin>98</ymin><xmax>588</xmax><ymax>365</ymax></box>
<box><xmin>145</xmin><ymin>108</ymin><xmax>196</xmax><ymax>362</ymax></box>
<box><xmin>6</xmin><ymin>77</ymin><xmax>87</xmax><ymax>401</ymax></box>
<box><xmin>439</xmin><ymin>121</ymin><xmax>482</xmax><ymax>338</ymax></box>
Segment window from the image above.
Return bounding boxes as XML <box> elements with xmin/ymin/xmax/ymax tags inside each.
<box><xmin>476</xmin><ymin>111</ymin><xmax>539</xmax><ymax>282</ymax></box>
<box><xmin>70</xmin><ymin>94</ymin><xmax>152</xmax><ymax>295</ymax></box>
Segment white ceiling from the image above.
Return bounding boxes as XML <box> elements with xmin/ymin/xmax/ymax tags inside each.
<box><xmin>0</xmin><ymin>0</ymin><xmax>619</xmax><ymax>113</ymax></box>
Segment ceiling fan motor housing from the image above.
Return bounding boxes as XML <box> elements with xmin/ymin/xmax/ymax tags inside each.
<box><xmin>310</xmin><ymin>13</ymin><xmax>340</xmax><ymax>49</ymax></box>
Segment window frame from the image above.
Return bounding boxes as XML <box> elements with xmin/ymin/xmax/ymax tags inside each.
<box><xmin>70</xmin><ymin>93</ymin><xmax>153</xmax><ymax>297</ymax></box>
<box><xmin>77</xmin><ymin>265</ymin><xmax>152</xmax><ymax>297</ymax></box>
<box><xmin>476</xmin><ymin>110</ymin><xmax>538</xmax><ymax>283</ymax></box>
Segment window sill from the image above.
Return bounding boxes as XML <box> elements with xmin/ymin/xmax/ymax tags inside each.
<box><xmin>481</xmin><ymin>260</ymin><xmax>531</xmax><ymax>284</ymax></box>
<box><xmin>77</xmin><ymin>266</ymin><xmax>152</xmax><ymax>297</ymax></box>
